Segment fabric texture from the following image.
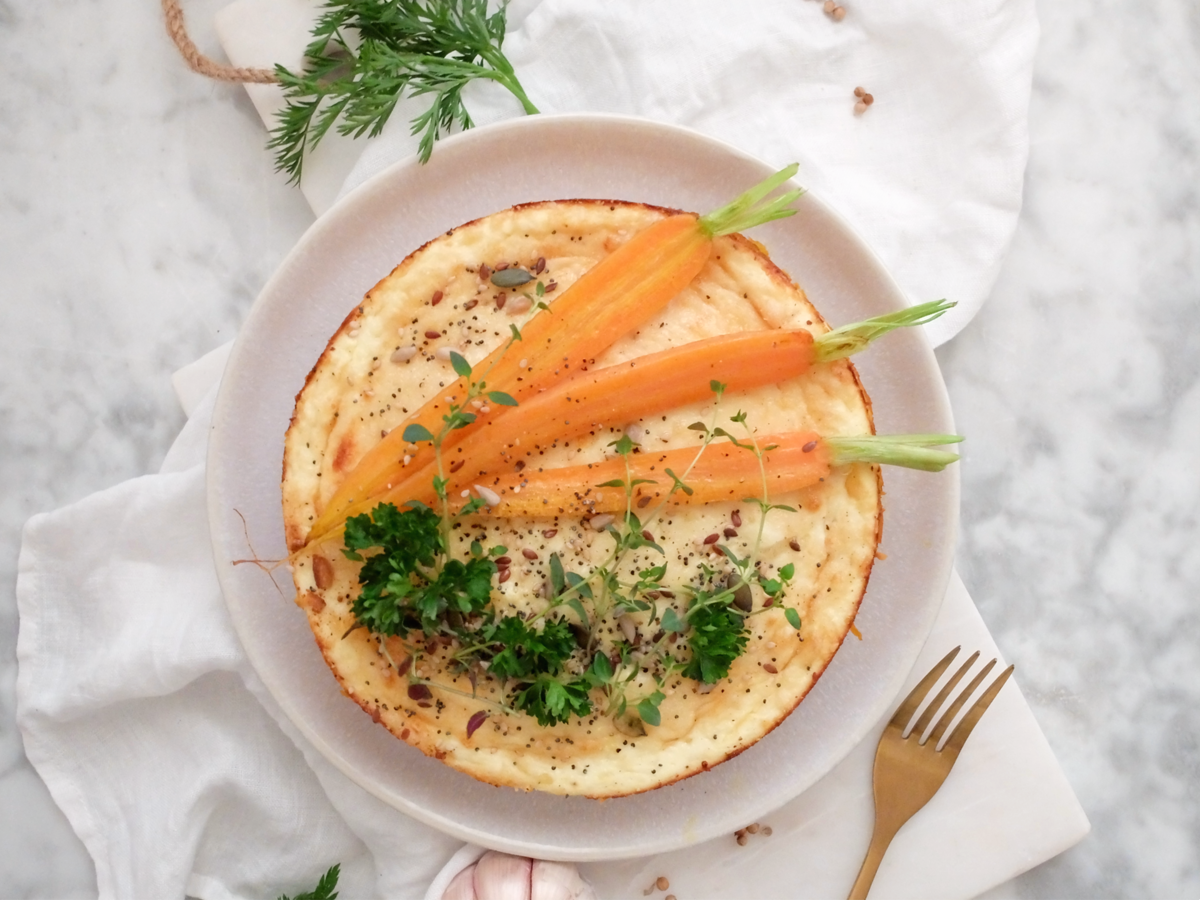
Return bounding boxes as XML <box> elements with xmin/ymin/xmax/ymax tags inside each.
<box><xmin>16</xmin><ymin>392</ymin><xmax>460</xmax><ymax>899</ymax></box>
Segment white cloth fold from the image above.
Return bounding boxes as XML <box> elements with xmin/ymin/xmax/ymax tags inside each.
<box><xmin>17</xmin><ymin>388</ymin><xmax>462</xmax><ymax>900</ymax></box>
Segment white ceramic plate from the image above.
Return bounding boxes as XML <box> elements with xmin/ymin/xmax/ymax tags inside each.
<box><xmin>207</xmin><ymin>114</ymin><xmax>958</xmax><ymax>861</ymax></box>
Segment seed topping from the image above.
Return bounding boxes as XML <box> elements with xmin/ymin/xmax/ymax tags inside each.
<box><xmin>491</xmin><ymin>267</ymin><xmax>534</xmax><ymax>288</ymax></box>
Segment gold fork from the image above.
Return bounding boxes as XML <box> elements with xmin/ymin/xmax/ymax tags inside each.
<box><xmin>847</xmin><ymin>647</ymin><xmax>1015</xmax><ymax>900</ymax></box>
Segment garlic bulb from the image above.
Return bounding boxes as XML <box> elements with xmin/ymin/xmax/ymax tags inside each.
<box><xmin>442</xmin><ymin>864</ymin><xmax>479</xmax><ymax>900</ymax></box>
<box><xmin>473</xmin><ymin>851</ymin><xmax>532</xmax><ymax>900</ymax></box>
<box><xmin>531</xmin><ymin>860</ymin><xmax>597</xmax><ymax>900</ymax></box>
<box><xmin>441</xmin><ymin>852</ymin><xmax>596</xmax><ymax>900</ymax></box>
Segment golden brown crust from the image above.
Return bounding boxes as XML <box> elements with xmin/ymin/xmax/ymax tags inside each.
<box><xmin>281</xmin><ymin>199</ymin><xmax>882</xmax><ymax>796</ymax></box>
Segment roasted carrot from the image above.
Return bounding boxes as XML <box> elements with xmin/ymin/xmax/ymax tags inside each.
<box><xmin>455</xmin><ymin>300</ymin><xmax>954</xmax><ymax>481</ymax></box>
<box><xmin>326</xmin><ymin>300</ymin><xmax>955</xmax><ymax>528</ymax></box>
<box><xmin>450</xmin><ymin>433</ymin><xmax>963</xmax><ymax>518</ymax></box>
<box><xmin>365</xmin><ymin>330</ymin><xmax>813</xmax><ymax>515</ymax></box>
<box><xmin>305</xmin><ymin>165</ymin><xmax>804</xmax><ymax>545</ymax></box>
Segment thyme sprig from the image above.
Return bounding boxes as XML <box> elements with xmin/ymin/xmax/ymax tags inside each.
<box><xmin>269</xmin><ymin>0</ymin><xmax>539</xmax><ymax>183</ymax></box>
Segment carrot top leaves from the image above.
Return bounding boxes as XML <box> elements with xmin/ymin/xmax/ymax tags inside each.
<box><xmin>698</xmin><ymin>164</ymin><xmax>804</xmax><ymax>237</ymax></box>
<box><xmin>825</xmin><ymin>434</ymin><xmax>964</xmax><ymax>472</ymax></box>
<box><xmin>812</xmin><ymin>299</ymin><xmax>957</xmax><ymax>363</ymax></box>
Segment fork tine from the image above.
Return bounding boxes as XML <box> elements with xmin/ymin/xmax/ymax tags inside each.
<box><xmin>889</xmin><ymin>646</ymin><xmax>960</xmax><ymax>727</ymax></box>
<box><xmin>927</xmin><ymin>658</ymin><xmax>997</xmax><ymax>746</ymax></box>
<box><xmin>910</xmin><ymin>651</ymin><xmax>979</xmax><ymax>738</ymax></box>
<box><xmin>936</xmin><ymin>663</ymin><xmax>1014</xmax><ymax>754</ymax></box>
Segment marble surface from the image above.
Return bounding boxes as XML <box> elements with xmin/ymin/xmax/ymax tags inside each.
<box><xmin>0</xmin><ymin>1</ymin><xmax>1197</xmax><ymax>898</ymax></box>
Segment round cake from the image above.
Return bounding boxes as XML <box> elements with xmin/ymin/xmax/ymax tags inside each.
<box><xmin>281</xmin><ymin>199</ymin><xmax>881</xmax><ymax>797</ymax></box>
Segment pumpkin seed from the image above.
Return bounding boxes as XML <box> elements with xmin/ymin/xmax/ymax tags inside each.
<box><xmin>490</xmin><ymin>267</ymin><xmax>534</xmax><ymax>288</ymax></box>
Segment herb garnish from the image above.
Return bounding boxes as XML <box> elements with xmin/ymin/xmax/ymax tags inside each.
<box><xmin>484</xmin><ymin>616</ymin><xmax>575</xmax><ymax>681</ymax></box>
<box><xmin>335</xmin><ymin>367</ymin><xmax>803</xmax><ymax>732</ymax></box>
<box><xmin>681</xmin><ymin>600</ymin><xmax>751</xmax><ymax>684</ymax></box>
<box><xmin>510</xmin><ymin>674</ymin><xmax>595</xmax><ymax>728</ymax></box>
<box><xmin>343</xmin><ymin>502</ymin><xmax>497</xmax><ymax>637</ymax></box>
<box><xmin>269</xmin><ymin>0</ymin><xmax>539</xmax><ymax>183</ymax></box>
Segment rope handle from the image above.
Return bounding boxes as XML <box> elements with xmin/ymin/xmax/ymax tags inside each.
<box><xmin>162</xmin><ymin>0</ymin><xmax>279</xmax><ymax>84</ymax></box>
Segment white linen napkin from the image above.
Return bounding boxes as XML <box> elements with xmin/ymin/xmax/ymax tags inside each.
<box><xmin>18</xmin><ymin>354</ymin><xmax>1088</xmax><ymax>899</ymax></box>
<box><xmin>213</xmin><ymin>0</ymin><xmax>1040</xmax><ymax>347</ymax></box>
<box><xmin>16</xmin><ymin>385</ymin><xmax>463</xmax><ymax>900</ymax></box>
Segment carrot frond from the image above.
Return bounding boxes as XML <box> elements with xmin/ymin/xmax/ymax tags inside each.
<box><xmin>825</xmin><ymin>434</ymin><xmax>964</xmax><ymax>472</ymax></box>
<box><xmin>812</xmin><ymin>300</ymin><xmax>956</xmax><ymax>363</ymax></box>
<box><xmin>698</xmin><ymin>164</ymin><xmax>803</xmax><ymax>237</ymax></box>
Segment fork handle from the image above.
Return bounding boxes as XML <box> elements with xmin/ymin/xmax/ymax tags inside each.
<box><xmin>847</xmin><ymin>819</ymin><xmax>903</xmax><ymax>900</ymax></box>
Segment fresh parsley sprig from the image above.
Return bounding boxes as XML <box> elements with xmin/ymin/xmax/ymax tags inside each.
<box><xmin>485</xmin><ymin>616</ymin><xmax>575</xmax><ymax>681</ymax></box>
<box><xmin>343</xmin><ymin>502</ymin><xmax>497</xmax><ymax>637</ymax></box>
<box><xmin>269</xmin><ymin>0</ymin><xmax>539</xmax><ymax>183</ymax></box>
<box><xmin>681</xmin><ymin>599</ymin><xmax>749</xmax><ymax>684</ymax></box>
<box><xmin>511</xmin><ymin>674</ymin><xmax>594</xmax><ymax>727</ymax></box>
